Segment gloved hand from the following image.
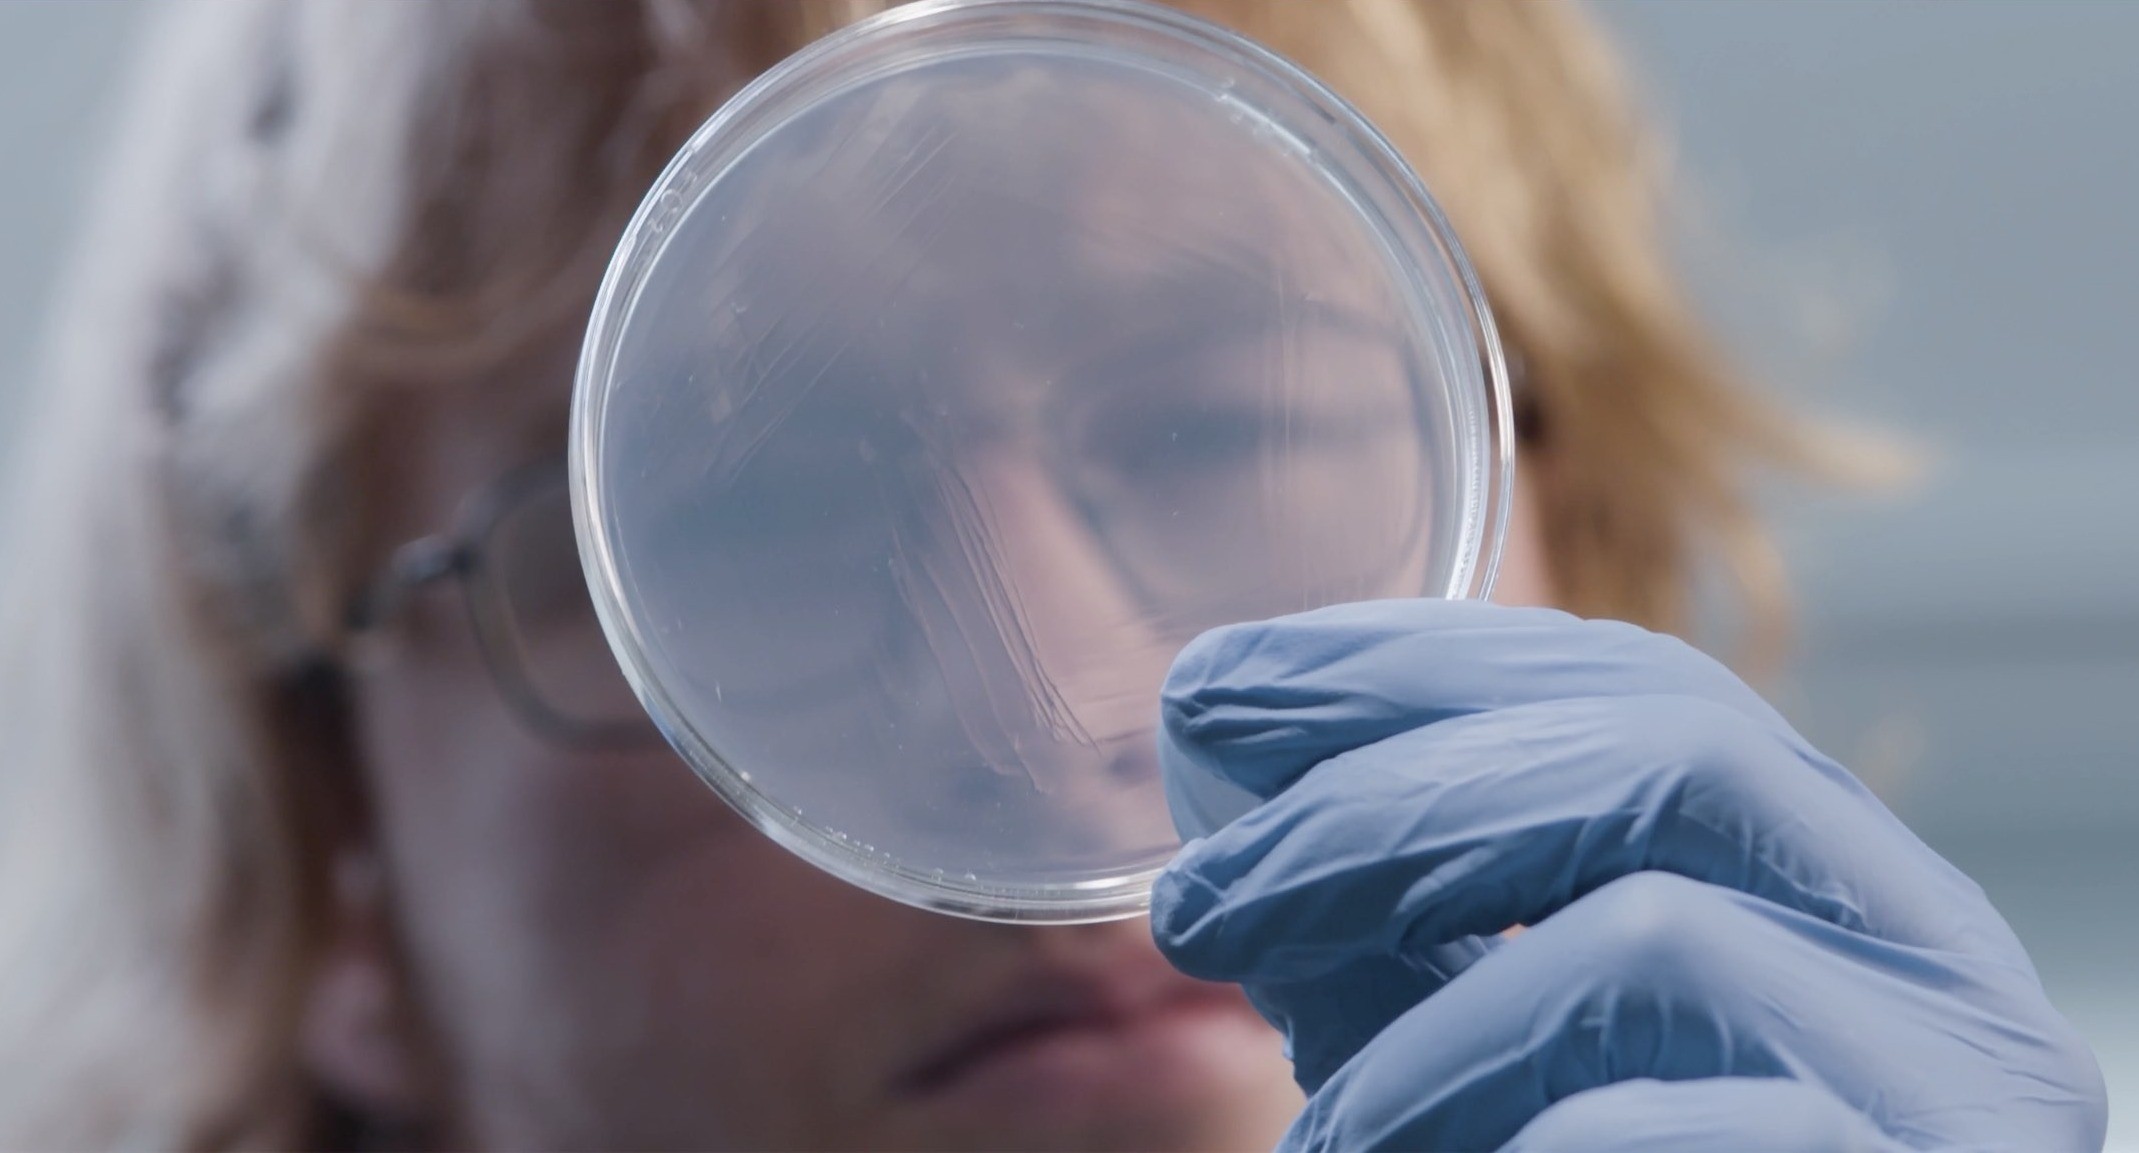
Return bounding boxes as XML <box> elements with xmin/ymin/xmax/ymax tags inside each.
<box><xmin>1151</xmin><ymin>599</ymin><xmax>2106</xmax><ymax>1152</ymax></box>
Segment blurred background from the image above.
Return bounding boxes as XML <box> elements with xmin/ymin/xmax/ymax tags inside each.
<box><xmin>2</xmin><ymin>0</ymin><xmax>2132</xmax><ymax>1143</ymax></box>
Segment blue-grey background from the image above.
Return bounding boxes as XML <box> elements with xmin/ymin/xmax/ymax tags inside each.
<box><xmin>2</xmin><ymin>0</ymin><xmax>2132</xmax><ymax>1143</ymax></box>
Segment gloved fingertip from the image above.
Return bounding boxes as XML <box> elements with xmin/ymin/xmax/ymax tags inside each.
<box><xmin>1158</xmin><ymin>623</ymin><xmax>1255</xmax><ymax>765</ymax></box>
<box><xmin>1160</xmin><ymin>620</ymin><xmax>1254</xmax><ymax>710</ymax></box>
<box><xmin>1157</xmin><ymin>600</ymin><xmax>1515</xmax><ymax>797</ymax></box>
<box><xmin>1148</xmin><ymin>859</ymin><xmax>1230</xmax><ymax>978</ymax></box>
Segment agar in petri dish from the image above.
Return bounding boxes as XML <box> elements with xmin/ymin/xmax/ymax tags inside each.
<box><xmin>572</xmin><ymin>0</ymin><xmax>1513</xmax><ymax>922</ymax></box>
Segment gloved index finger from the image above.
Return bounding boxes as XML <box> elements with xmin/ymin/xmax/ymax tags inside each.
<box><xmin>1161</xmin><ymin>598</ymin><xmax>1791</xmax><ymax>801</ymax></box>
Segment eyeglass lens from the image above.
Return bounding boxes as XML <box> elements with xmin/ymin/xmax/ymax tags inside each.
<box><xmin>479</xmin><ymin>477</ymin><xmax>649</xmax><ymax>734</ymax></box>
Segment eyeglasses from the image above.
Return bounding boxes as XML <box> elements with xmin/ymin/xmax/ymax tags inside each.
<box><xmin>347</xmin><ymin>459</ymin><xmax>664</xmax><ymax>751</ymax></box>
<box><xmin>342</xmin><ymin>343</ymin><xmax>1536</xmax><ymax>753</ymax></box>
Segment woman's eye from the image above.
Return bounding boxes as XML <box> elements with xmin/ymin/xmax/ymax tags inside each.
<box><xmin>1102</xmin><ymin>411</ymin><xmax>1268</xmax><ymax>480</ymax></box>
<box><xmin>710</xmin><ymin>450</ymin><xmax>883</xmax><ymax>543</ymax></box>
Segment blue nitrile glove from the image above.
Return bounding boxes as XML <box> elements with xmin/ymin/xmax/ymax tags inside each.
<box><xmin>1151</xmin><ymin>600</ymin><xmax>2106</xmax><ymax>1152</ymax></box>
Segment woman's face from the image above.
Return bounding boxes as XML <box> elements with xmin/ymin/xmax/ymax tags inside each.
<box><xmin>317</xmin><ymin>352</ymin><xmax>1554</xmax><ymax>1150</ymax></box>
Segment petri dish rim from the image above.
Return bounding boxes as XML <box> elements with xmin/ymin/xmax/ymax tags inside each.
<box><xmin>571</xmin><ymin>0</ymin><xmax>1516</xmax><ymax>923</ymax></box>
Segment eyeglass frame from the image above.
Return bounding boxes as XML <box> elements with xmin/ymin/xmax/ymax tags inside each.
<box><xmin>344</xmin><ymin>458</ymin><xmax>666</xmax><ymax>752</ymax></box>
<box><xmin>339</xmin><ymin>338</ymin><xmax>1536</xmax><ymax>754</ymax></box>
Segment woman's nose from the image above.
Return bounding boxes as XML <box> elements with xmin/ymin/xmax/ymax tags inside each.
<box><xmin>891</xmin><ymin>443</ymin><xmax>1179</xmax><ymax>831</ymax></box>
<box><xmin>975</xmin><ymin>448</ymin><xmax>1174</xmax><ymax>740</ymax></box>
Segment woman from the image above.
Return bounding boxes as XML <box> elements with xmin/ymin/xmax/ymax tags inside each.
<box><xmin>0</xmin><ymin>1</ymin><xmax>2101</xmax><ymax>1149</ymax></box>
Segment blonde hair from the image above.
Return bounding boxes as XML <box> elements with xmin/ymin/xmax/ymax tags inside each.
<box><xmin>0</xmin><ymin>1</ymin><xmax>1829</xmax><ymax>1145</ymax></box>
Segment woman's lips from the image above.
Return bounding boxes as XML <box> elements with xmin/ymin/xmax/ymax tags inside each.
<box><xmin>891</xmin><ymin>970</ymin><xmax>1267</xmax><ymax>1108</ymax></box>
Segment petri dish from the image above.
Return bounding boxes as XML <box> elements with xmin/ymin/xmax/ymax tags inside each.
<box><xmin>572</xmin><ymin>0</ymin><xmax>1513</xmax><ymax>922</ymax></box>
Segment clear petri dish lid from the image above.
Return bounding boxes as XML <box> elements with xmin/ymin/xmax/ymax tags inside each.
<box><xmin>572</xmin><ymin>0</ymin><xmax>1513</xmax><ymax>922</ymax></box>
